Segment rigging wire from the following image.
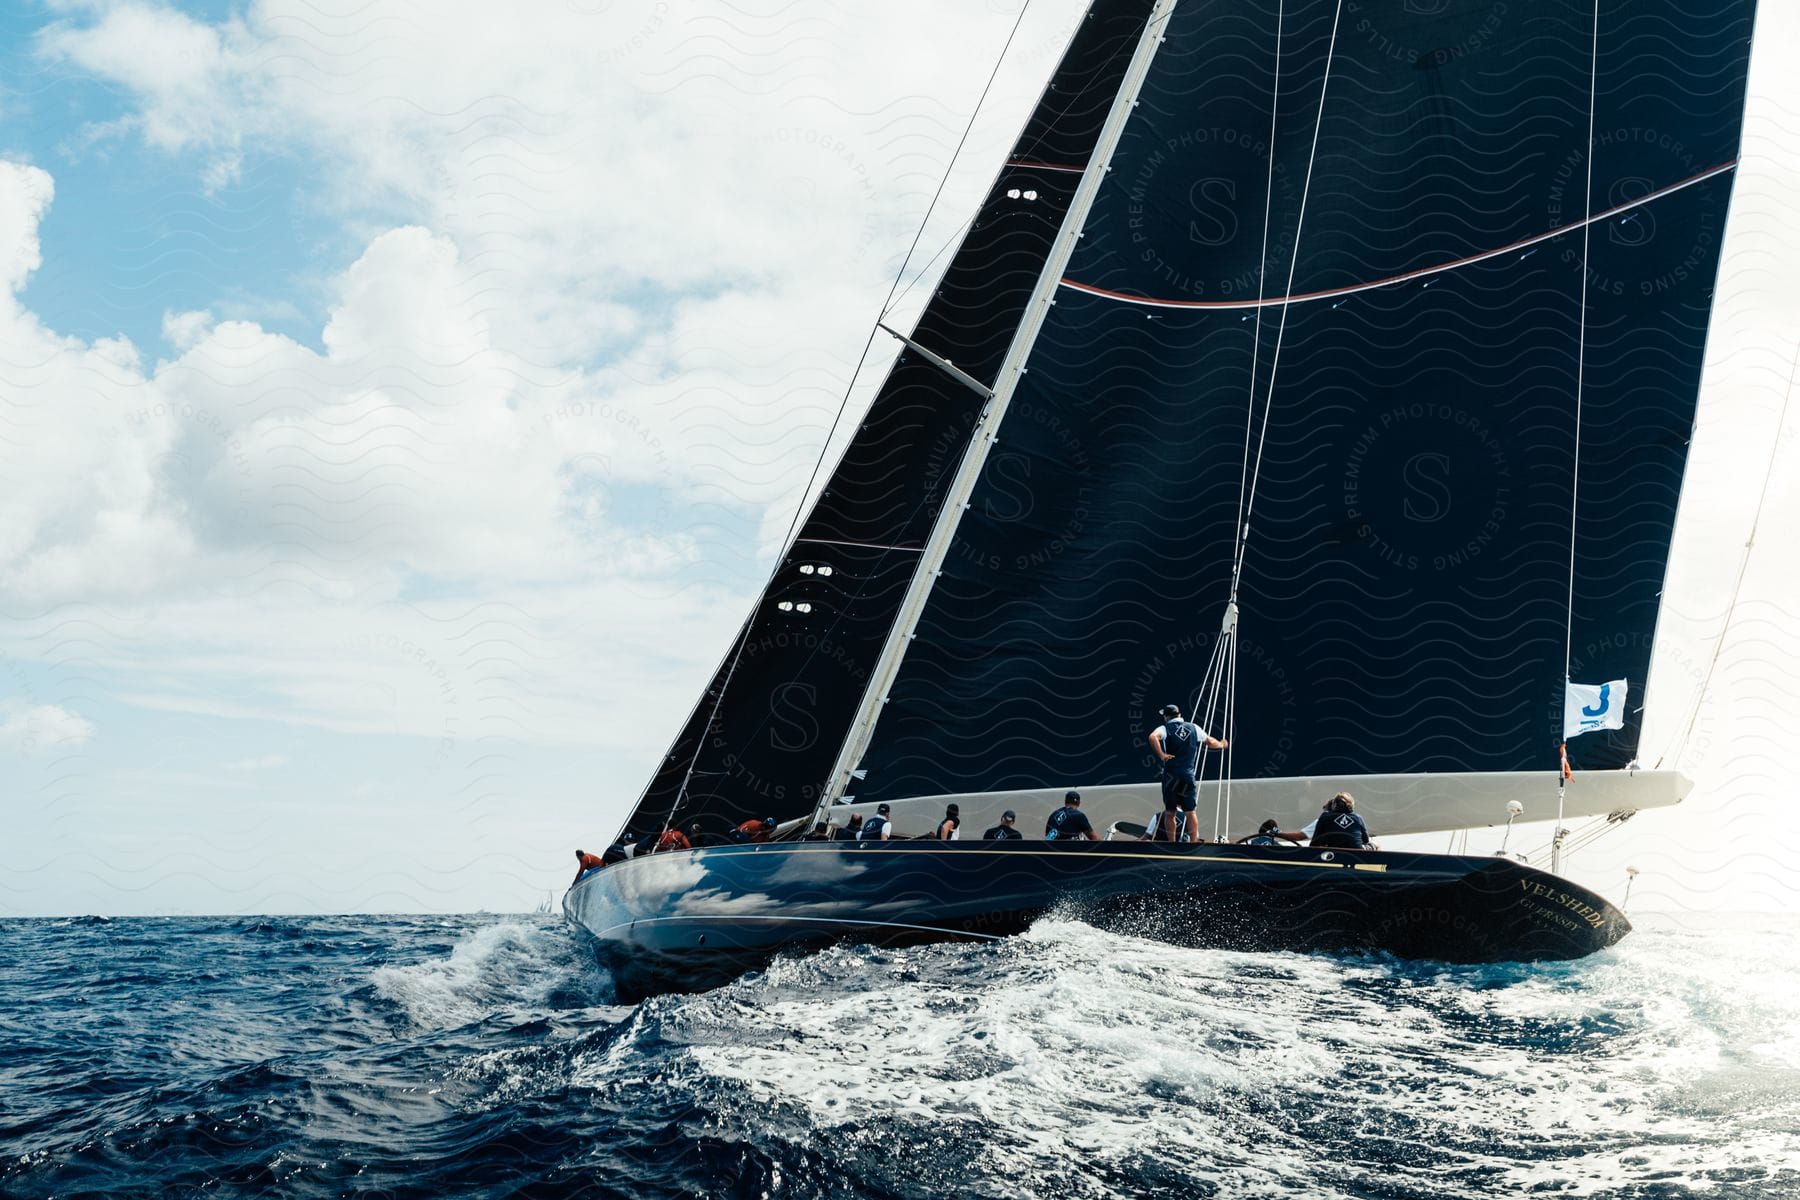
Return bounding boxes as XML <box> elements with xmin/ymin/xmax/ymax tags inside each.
<box><xmin>1231</xmin><ymin>0</ymin><xmax>1345</xmax><ymax>599</ymax></box>
<box><xmin>1231</xmin><ymin>0</ymin><xmax>1287</xmax><ymax>574</ymax></box>
<box><xmin>654</xmin><ymin>3</ymin><xmax>1039</xmax><ymax>838</ymax></box>
<box><xmin>878</xmin><ymin>2</ymin><xmax>1037</xmax><ymax>323</ymax></box>
<box><xmin>1203</xmin><ymin>0</ymin><xmax>1286</xmax><ymax>837</ymax></box>
<box><xmin>1553</xmin><ymin>0</ymin><xmax>1601</xmax><ymax>872</ymax></box>
<box><xmin>1659</xmin><ymin>328</ymin><xmax>1800</xmax><ymax>769</ymax></box>
<box><xmin>1197</xmin><ymin>0</ymin><xmax>1341</xmax><ymax>835</ymax></box>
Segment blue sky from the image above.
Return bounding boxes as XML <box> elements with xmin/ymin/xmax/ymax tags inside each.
<box><xmin>0</xmin><ymin>0</ymin><xmax>1083</xmax><ymax>915</ymax></box>
<box><xmin>2</xmin><ymin>0</ymin><xmax>1797</xmax><ymax>917</ymax></box>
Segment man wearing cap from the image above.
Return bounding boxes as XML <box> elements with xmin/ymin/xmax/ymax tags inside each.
<box><xmin>982</xmin><ymin>810</ymin><xmax>1023</xmax><ymax>840</ymax></box>
<box><xmin>1148</xmin><ymin>703</ymin><xmax>1227</xmax><ymax>844</ymax></box>
<box><xmin>1044</xmin><ymin>791</ymin><xmax>1099</xmax><ymax>842</ymax></box>
<box><xmin>859</xmin><ymin>803</ymin><xmax>895</xmax><ymax>841</ymax></box>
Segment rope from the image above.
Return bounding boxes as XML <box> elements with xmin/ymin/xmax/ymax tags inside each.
<box><xmin>656</xmin><ymin>5</ymin><xmax>1038</xmax><ymax>838</ymax></box>
<box><xmin>1201</xmin><ymin>0</ymin><xmax>1339</xmax><ymax>821</ymax></box>
<box><xmin>1661</xmin><ymin>327</ymin><xmax>1800</xmax><ymax>768</ymax></box>
<box><xmin>1562</xmin><ymin>0</ymin><xmax>1600</xmax><ymax>697</ymax></box>
<box><xmin>1231</xmin><ymin>0</ymin><xmax>1288</xmax><ymax>591</ymax></box>
<box><xmin>1554</xmin><ymin>0</ymin><xmax>1600</xmax><ymax>871</ymax></box>
<box><xmin>1231</xmin><ymin>0</ymin><xmax>1345</xmax><ymax>599</ymax></box>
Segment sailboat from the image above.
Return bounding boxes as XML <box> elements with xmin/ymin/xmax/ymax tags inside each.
<box><xmin>567</xmin><ymin>0</ymin><xmax>1759</xmax><ymax>1002</ymax></box>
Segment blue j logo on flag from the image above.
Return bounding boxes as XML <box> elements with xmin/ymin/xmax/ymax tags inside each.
<box><xmin>1564</xmin><ymin>678</ymin><xmax>1628</xmax><ymax>740</ymax></box>
<box><xmin>1581</xmin><ymin>683</ymin><xmax>1612</xmax><ymax>718</ymax></box>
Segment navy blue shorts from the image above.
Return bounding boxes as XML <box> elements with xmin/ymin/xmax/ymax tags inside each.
<box><xmin>1161</xmin><ymin>773</ymin><xmax>1197</xmax><ymax>812</ymax></box>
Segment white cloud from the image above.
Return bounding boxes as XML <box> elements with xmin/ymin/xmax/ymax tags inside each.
<box><xmin>0</xmin><ymin>161</ymin><xmax>53</xmax><ymax>292</ymax></box>
<box><xmin>0</xmin><ymin>702</ymin><xmax>95</xmax><ymax>754</ymax></box>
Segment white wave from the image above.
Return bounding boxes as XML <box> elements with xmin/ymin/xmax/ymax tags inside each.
<box><xmin>669</xmin><ymin>914</ymin><xmax>1800</xmax><ymax>1198</ymax></box>
<box><xmin>370</xmin><ymin>919</ymin><xmax>615</xmax><ymax>1029</ymax></box>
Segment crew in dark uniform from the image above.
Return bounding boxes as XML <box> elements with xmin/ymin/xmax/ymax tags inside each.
<box><xmin>983</xmin><ymin>810</ymin><xmax>1022</xmax><ymax>840</ymax></box>
<box><xmin>1044</xmin><ymin>791</ymin><xmax>1098</xmax><ymax>842</ymax></box>
<box><xmin>1148</xmin><ymin>703</ymin><xmax>1227</xmax><ymax>844</ymax></box>
<box><xmin>860</xmin><ymin>804</ymin><xmax>894</xmax><ymax>841</ymax></box>
<box><xmin>1305</xmin><ymin>793</ymin><xmax>1376</xmax><ymax>849</ymax></box>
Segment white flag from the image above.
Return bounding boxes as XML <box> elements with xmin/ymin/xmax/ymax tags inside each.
<box><xmin>1564</xmin><ymin>678</ymin><xmax>1628</xmax><ymax>740</ymax></box>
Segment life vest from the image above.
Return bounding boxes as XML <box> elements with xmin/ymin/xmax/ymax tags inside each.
<box><xmin>734</xmin><ymin>818</ymin><xmax>773</xmax><ymax>844</ymax></box>
<box><xmin>576</xmin><ymin>851</ymin><xmax>604</xmax><ymax>872</ymax></box>
<box><xmin>656</xmin><ymin>829</ymin><xmax>691</xmax><ymax>853</ymax></box>
<box><xmin>860</xmin><ymin>815</ymin><xmax>890</xmax><ymax>841</ymax></box>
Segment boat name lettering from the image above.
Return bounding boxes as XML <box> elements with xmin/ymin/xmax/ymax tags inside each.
<box><xmin>1520</xmin><ymin>899</ymin><xmax>1583</xmax><ymax>933</ymax></box>
<box><xmin>1518</xmin><ymin>880</ymin><xmax>1606</xmax><ymax>928</ymax></box>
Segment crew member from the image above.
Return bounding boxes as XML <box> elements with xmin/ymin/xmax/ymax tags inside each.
<box><xmin>734</xmin><ymin>816</ymin><xmax>778</xmax><ymax>844</ymax></box>
<box><xmin>983</xmin><ymin>810</ymin><xmax>1022</xmax><ymax>840</ymax></box>
<box><xmin>1148</xmin><ymin>703</ymin><xmax>1227</xmax><ymax>844</ymax></box>
<box><xmin>1236</xmin><ymin>819</ymin><xmax>1294</xmax><ymax>847</ymax></box>
<box><xmin>1293</xmin><ymin>792</ymin><xmax>1377</xmax><ymax>849</ymax></box>
<box><xmin>935</xmin><ymin>803</ymin><xmax>961</xmax><ymax>840</ymax></box>
<box><xmin>571</xmin><ymin>848</ymin><xmax>604</xmax><ymax>886</ymax></box>
<box><xmin>654</xmin><ymin>826</ymin><xmax>691</xmax><ymax>853</ymax></box>
<box><xmin>1045</xmin><ymin>791</ymin><xmax>1099</xmax><ymax>842</ymax></box>
<box><xmin>860</xmin><ymin>803</ymin><xmax>894</xmax><ymax>841</ymax></box>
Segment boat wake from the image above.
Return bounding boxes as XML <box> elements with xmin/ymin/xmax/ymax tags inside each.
<box><xmin>645</xmin><ymin>914</ymin><xmax>1800</xmax><ymax>1198</ymax></box>
<box><xmin>3</xmin><ymin>912</ymin><xmax>1793</xmax><ymax>1199</ymax></box>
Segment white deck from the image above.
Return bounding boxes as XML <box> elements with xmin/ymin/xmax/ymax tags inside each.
<box><xmin>828</xmin><ymin>769</ymin><xmax>1690</xmax><ymax>842</ymax></box>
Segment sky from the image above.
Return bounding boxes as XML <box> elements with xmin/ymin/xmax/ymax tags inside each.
<box><xmin>2</xmin><ymin>0</ymin><xmax>1796</xmax><ymax>918</ymax></box>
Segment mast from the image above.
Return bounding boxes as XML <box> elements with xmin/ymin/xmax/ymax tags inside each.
<box><xmin>613</xmin><ymin>0</ymin><xmax>1166</xmax><ymax>843</ymax></box>
<box><xmin>815</xmin><ymin>0</ymin><xmax>1181</xmax><ymax>819</ymax></box>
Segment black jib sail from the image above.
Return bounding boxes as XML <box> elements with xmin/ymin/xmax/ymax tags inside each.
<box><xmin>619</xmin><ymin>0</ymin><xmax>1163</xmax><ymax>841</ymax></box>
<box><xmin>848</xmin><ymin>0</ymin><xmax>1757</xmax><ymax>803</ymax></box>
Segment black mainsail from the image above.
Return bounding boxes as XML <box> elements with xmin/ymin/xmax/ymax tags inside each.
<box><xmin>849</xmin><ymin>0</ymin><xmax>1757</xmax><ymax>804</ymax></box>
<box><xmin>570</xmin><ymin>0</ymin><xmax>1761</xmax><ymax>999</ymax></box>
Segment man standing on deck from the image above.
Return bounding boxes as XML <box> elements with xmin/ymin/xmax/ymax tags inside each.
<box><xmin>1148</xmin><ymin>703</ymin><xmax>1227</xmax><ymax>844</ymax></box>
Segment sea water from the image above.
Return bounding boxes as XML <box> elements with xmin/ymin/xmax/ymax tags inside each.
<box><xmin>2</xmin><ymin>912</ymin><xmax>1796</xmax><ymax>1198</ymax></box>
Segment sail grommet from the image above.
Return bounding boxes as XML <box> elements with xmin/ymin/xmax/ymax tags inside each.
<box><xmin>1320</xmin><ymin>851</ymin><xmax>1336</xmax><ymax>863</ymax></box>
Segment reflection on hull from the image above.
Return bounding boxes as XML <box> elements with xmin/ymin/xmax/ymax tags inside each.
<box><xmin>564</xmin><ymin>841</ymin><xmax>1629</xmax><ymax>1002</ymax></box>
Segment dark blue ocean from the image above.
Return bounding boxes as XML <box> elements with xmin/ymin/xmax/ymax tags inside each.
<box><xmin>3</xmin><ymin>913</ymin><xmax>1796</xmax><ymax>1199</ymax></box>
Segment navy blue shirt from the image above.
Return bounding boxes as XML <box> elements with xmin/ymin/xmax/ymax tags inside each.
<box><xmin>983</xmin><ymin>824</ymin><xmax>1023</xmax><ymax>840</ymax></box>
<box><xmin>1045</xmin><ymin>805</ymin><xmax>1094</xmax><ymax>841</ymax></box>
<box><xmin>1160</xmin><ymin>719</ymin><xmax>1205</xmax><ymax>778</ymax></box>
<box><xmin>1309</xmin><ymin>810</ymin><xmax>1371</xmax><ymax>849</ymax></box>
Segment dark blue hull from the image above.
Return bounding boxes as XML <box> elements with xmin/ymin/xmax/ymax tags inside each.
<box><xmin>565</xmin><ymin>840</ymin><xmax>1628</xmax><ymax>1002</ymax></box>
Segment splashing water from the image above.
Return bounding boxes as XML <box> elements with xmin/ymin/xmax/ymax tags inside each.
<box><xmin>2</xmin><ymin>912</ymin><xmax>1796</xmax><ymax>1198</ymax></box>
